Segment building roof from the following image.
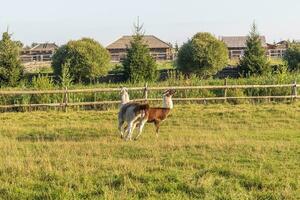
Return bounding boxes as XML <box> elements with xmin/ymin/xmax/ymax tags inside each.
<box><xmin>107</xmin><ymin>35</ymin><xmax>172</xmax><ymax>49</ymax></box>
<box><xmin>267</xmin><ymin>40</ymin><xmax>289</xmax><ymax>49</ymax></box>
<box><xmin>30</xmin><ymin>43</ymin><xmax>58</xmax><ymax>51</ymax></box>
<box><xmin>221</xmin><ymin>36</ymin><xmax>267</xmax><ymax>48</ymax></box>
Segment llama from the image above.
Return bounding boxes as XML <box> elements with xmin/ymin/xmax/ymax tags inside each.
<box><xmin>118</xmin><ymin>102</ymin><xmax>149</xmax><ymax>140</ymax></box>
<box><xmin>134</xmin><ymin>89</ymin><xmax>176</xmax><ymax>140</ymax></box>
<box><xmin>120</xmin><ymin>87</ymin><xmax>130</xmax><ymax>106</ymax></box>
<box><xmin>118</xmin><ymin>87</ymin><xmax>150</xmax><ymax>140</ymax></box>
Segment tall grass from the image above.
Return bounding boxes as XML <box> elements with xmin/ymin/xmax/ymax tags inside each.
<box><xmin>0</xmin><ymin>72</ymin><xmax>299</xmax><ymax>111</ymax></box>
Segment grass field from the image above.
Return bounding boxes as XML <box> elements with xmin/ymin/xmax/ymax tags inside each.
<box><xmin>0</xmin><ymin>103</ymin><xmax>299</xmax><ymax>199</ymax></box>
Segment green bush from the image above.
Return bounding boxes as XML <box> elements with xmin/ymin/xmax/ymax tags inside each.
<box><xmin>226</xmin><ymin>89</ymin><xmax>247</xmax><ymax>104</ymax></box>
<box><xmin>59</xmin><ymin>60</ymin><xmax>73</xmax><ymax>88</ymax></box>
<box><xmin>31</xmin><ymin>75</ymin><xmax>55</xmax><ymax>104</ymax></box>
<box><xmin>177</xmin><ymin>32</ymin><xmax>228</xmax><ymax>77</ymax></box>
<box><xmin>52</xmin><ymin>38</ymin><xmax>111</xmax><ymax>83</ymax></box>
<box><xmin>284</xmin><ymin>42</ymin><xmax>300</xmax><ymax>72</ymax></box>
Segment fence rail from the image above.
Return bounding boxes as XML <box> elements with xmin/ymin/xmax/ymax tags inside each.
<box><xmin>0</xmin><ymin>81</ymin><xmax>298</xmax><ymax>110</ymax></box>
<box><xmin>0</xmin><ymin>84</ymin><xmax>298</xmax><ymax>95</ymax></box>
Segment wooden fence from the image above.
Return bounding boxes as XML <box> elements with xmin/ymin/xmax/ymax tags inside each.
<box><xmin>0</xmin><ymin>81</ymin><xmax>298</xmax><ymax>111</ymax></box>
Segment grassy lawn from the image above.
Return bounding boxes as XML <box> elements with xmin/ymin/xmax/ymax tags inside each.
<box><xmin>157</xmin><ymin>61</ymin><xmax>175</xmax><ymax>70</ymax></box>
<box><xmin>0</xmin><ymin>103</ymin><xmax>299</xmax><ymax>199</ymax></box>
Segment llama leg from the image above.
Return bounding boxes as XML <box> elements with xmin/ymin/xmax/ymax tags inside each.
<box><xmin>125</xmin><ymin>118</ymin><xmax>141</xmax><ymax>139</ymax></box>
<box><xmin>125</xmin><ymin>121</ymin><xmax>135</xmax><ymax>141</ymax></box>
<box><xmin>118</xmin><ymin>120</ymin><xmax>124</xmax><ymax>139</ymax></box>
<box><xmin>154</xmin><ymin>121</ymin><xmax>160</xmax><ymax>137</ymax></box>
<box><xmin>134</xmin><ymin>119</ymin><xmax>147</xmax><ymax>140</ymax></box>
<box><xmin>124</xmin><ymin>121</ymin><xmax>139</xmax><ymax>133</ymax></box>
<box><xmin>130</xmin><ymin>121</ymin><xmax>139</xmax><ymax>138</ymax></box>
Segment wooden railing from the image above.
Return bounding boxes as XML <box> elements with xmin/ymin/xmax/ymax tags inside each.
<box><xmin>0</xmin><ymin>82</ymin><xmax>298</xmax><ymax>110</ymax></box>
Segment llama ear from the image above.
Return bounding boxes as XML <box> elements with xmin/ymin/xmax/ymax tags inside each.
<box><xmin>165</xmin><ymin>89</ymin><xmax>176</xmax><ymax>96</ymax></box>
<box><xmin>120</xmin><ymin>86</ymin><xmax>125</xmax><ymax>94</ymax></box>
<box><xmin>163</xmin><ymin>89</ymin><xmax>171</xmax><ymax>95</ymax></box>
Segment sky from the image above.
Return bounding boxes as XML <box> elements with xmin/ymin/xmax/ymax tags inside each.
<box><xmin>0</xmin><ymin>0</ymin><xmax>299</xmax><ymax>46</ymax></box>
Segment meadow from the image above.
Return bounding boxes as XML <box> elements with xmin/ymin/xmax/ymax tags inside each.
<box><xmin>0</xmin><ymin>103</ymin><xmax>299</xmax><ymax>199</ymax></box>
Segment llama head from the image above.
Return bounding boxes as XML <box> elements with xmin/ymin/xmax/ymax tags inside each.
<box><xmin>120</xmin><ymin>87</ymin><xmax>130</xmax><ymax>105</ymax></box>
<box><xmin>120</xmin><ymin>87</ymin><xmax>128</xmax><ymax>94</ymax></box>
<box><xmin>162</xmin><ymin>89</ymin><xmax>176</xmax><ymax>109</ymax></box>
<box><xmin>163</xmin><ymin>89</ymin><xmax>176</xmax><ymax>97</ymax></box>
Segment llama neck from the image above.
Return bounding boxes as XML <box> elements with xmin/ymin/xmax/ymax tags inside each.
<box><xmin>121</xmin><ymin>93</ymin><xmax>130</xmax><ymax>105</ymax></box>
<box><xmin>163</xmin><ymin>96</ymin><xmax>173</xmax><ymax>109</ymax></box>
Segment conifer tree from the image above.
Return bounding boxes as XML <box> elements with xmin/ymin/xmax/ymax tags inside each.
<box><xmin>0</xmin><ymin>32</ymin><xmax>23</xmax><ymax>86</ymax></box>
<box><xmin>122</xmin><ymin>21</ymin><xmax>157</xmax><ymax>83</ymax></box>
<box><xmin>239</xmin><ymin>23</ymin><xmax>270</xmax><ymax>76</ymax></box>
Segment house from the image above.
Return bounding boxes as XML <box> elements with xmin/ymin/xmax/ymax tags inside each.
<box><xmin>107</xmin><ymin>35</ymin><xmax>174</xmax><ymax>62</ymax></box>
<box><xmin>20</xmin><ymin>43</ymin><xmax>59</xmax><ymax>62</ymax></box>
<box><xmin>221</xmin><ymin>36</ymin><xmax>267</xmax><ymax>59</ymax></box>
<box><xmin>267</xmin><ymin>41</ymin><xmax>288</xmax><ymax>58</ymax></box>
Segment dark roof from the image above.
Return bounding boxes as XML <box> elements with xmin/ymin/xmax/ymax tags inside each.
<box><xmin>30</xmin><ymin>43</ymin><xmax>58</xmax><ymax>51</ymax></box>
<box><xmin>276</xmin><ymin>40</ymin><xmax>288</xmax><ymax>45</ymax></box>
<box><xmin>221</xmin><ymin>36</ymin><xmax>267</xmax><ymax>48</ymax></box>
<box><xmin>267</xmin><ymin>40</ymin><xmax>289</xmax><ymax>49</ymax></box>
<box><xmin>107</xmin><ymin>35</ymin><xmax>172</xmax><ymax>49</ymax></box>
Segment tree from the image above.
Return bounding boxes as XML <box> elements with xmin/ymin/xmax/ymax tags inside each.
<box><xmin>52</xmin><ymin>38</ymin><xmax>110</xmax><ymax>83</ymax></box>
<box><xmin>174</xmin><ymin>42</ymin><xmax>179</xmax><ymax>53</ymax></box>
<box><xmin>59</xmin><ymin>60</ymin><xmax>73</xmax><ymax>88</ymax></box>
<box><xmin>0</xmin><ymin>32</ymin><xmax>23</xmax><ymax>86</ymax></box>
<box><xmin>284</xmin><ymin>42</ymin><xmax>300</xmax><ymax>71</ymax></box>
<box><xmin>122</xmin><ymin>22</ymin><xmax>157</xmax><ymax>83</ymax></box>
<box><xmin>15</xmin><ymin>41</ymin><xmax>23</xmax><ymax>48</ymax></box>
<box><xmin>239</xmin><ymin>23</ymin><xmax>270</xmax><ymax>76</ymax></box>
<box><xmin>177</xmin><ymin>32</ymin><xmax>228</xmax><ymax>77</ymax></box>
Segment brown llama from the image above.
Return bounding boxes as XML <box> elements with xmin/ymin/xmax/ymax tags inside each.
<box><xmin>134</xmin><ymin>89</ymin><xmax>176</xmax><ymax>140</ymax></box>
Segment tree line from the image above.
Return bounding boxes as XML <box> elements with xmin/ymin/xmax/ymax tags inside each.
<box><xmin>0</xmin><ymin>22</ymin><xmax>299</xmax><ymax>88</ymax></box>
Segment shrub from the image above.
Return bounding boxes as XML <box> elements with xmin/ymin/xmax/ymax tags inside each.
<box><xmin>284</xmin><ymin>42</ymin><xmax>300</xmax><ymax>72</ymax></box>
<box><xmin>31</xmin><ymin>75</ymin><xmax>55</xmax><ymax>104</ymax></box>
<box><xmin>52</xmin><ymin>38</ymin><xmax>111</xmax><ymax>83</ymax></box>
<box><xmin>59</xmin><ymin>60</ymin><xmax>73</xmax><ymax>88</ymax></box>
<box><xmin>226</xmin><ymin>89</ymin><xmax>247</xmax><ymax>104</ymax></box>
<box><xmin>177</xmin><ymin>32</ymin><xmax>228</xmax><ymax>77</ymax></box>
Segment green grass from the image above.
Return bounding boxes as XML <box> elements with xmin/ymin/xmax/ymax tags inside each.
<box><xmin>268</xmin><ymin>58</ymin><xmax>285</xmax><ymax>66</ymax></box>
<box><xmin>157</xmin><ymin>61</ymin><xmax>175</xmax><ymax>70</ymax></box>
<box><xmin>0</xmin><ymin>103</ymin><xmax>300</xmax><ymax>199</ymax></box>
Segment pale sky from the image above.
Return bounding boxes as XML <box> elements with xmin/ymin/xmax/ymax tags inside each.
<box><xmin>0</xmin><ymin>0</ymin><xmax>299</xmax><ymax>46</ymax></box>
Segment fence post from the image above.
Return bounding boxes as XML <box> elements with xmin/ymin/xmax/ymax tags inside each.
<box><xmin>292</xmin><ymin>81</ymin><xmax>297</xmax><ymax>102</ymax></box>
<box><xmin>63</xmin><ymin>87</ymin><xmax>68</xmax><ymax>112</ymax></box>
<box><xmin>144</xmin><ymin>83</ymin><xmax>148</xmax><ymax>102</ymax></box>
<box><xmin>93</xmin><ymin>92</ymin><xmax>97</xmax><ymax>110</ymax></box>
<box><xmin>224</xmin><ymin>78</ymin><xmax>228</xmax><ymax>103</ymax></box>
